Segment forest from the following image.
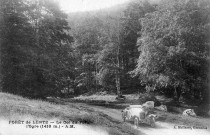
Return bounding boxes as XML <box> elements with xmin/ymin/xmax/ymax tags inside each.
<box><xmin>0</xmin><ymin>0</ymin><xmax>209</xmax><ymax>108</ymax></box>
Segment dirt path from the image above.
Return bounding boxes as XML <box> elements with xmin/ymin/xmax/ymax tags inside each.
<box><xmin>68</xmin><ymin>102</ymin><xmax>210</xmax><ymax>135</ymax></box>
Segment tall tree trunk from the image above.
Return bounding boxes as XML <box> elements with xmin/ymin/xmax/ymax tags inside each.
<box><xmin>201</xmin><ymin>85</ymin><xmax>210</xmax><ymax>105</ymax></box>
<box><xmin>174</xmin><ymin>86</ymin><xmax>181</xmax><ymax>101</ymax></box>
<box><xmin>87</xmin><ymin>63</ymin><xmax>91</xmax><ymax>91</ymax></box>
<box><xmin>116</xmin><ymin>45</ymin><xmax>121</xmax><ymax>96</ymax></box>
<box><xmin>95</xmin><ymin>62</ymin><xmax>98</xmax><ymax>91</ymax></box>
<box><xmin>116</xmin><ymin>70</ymin><xmax>120</xmax><ymax>96</ymax></box>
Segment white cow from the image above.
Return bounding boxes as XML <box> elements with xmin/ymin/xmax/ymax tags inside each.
<box><xmin>183</xmin><ymin>109</ymin><xmax>197</xmax><ymax>117</ymax></box>
<box><xmin>155</xmin><ymin>105</ymin><xmax>167</xmax><ymax>112</ymax></box>
<box><xmin>142</xmin><ymin>101</ymin><xmax>155</xmax><ymax>109</ymax></box>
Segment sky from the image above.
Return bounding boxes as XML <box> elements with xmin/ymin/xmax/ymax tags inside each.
<box><xmin>59</xmin><ymin>0</ymin><xmax>130</xmax><ymax>13</ymax></box>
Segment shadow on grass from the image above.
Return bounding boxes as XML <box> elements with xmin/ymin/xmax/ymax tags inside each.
<box><xmin>87</xmin><ymin>103</ymin><xmax>128</xmax><ymax>109</ymax></box>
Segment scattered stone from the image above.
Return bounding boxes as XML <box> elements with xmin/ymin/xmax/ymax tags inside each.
<box><xmin>183</xmin><ymin>109</ymin><xmax>197</xmax><ymax>117</ymax></box>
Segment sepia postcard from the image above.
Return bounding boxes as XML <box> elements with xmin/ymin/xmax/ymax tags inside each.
<box><xmin>0</xmin><ymin>0</ymin><xmax>209</xmax><ymax>135</ymax></box>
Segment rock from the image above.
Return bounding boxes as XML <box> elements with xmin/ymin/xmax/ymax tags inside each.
<box><xmin>183</xmin><ymin>109</ymin><xmax>197</xmax><ymax>117</ymax></box>
<box><xmin>139</xmin><ymin>93</ymin><xmax>161</xmax><ymax>106</ymax></box>
<box><xmin>155</xmin><ymin>105</ymin><xmax>167</xmax><ymax>112</ymax></box>
<box><xmin>142</xmin><ymin>101</ymin><xmax>154</xmax><ymax>109</ymax></box>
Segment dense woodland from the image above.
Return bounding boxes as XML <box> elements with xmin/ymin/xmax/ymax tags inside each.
<box><xmin>0</xmin><ymin>0</ymin><xmax>209</xmax><ymax>106</ymax></box>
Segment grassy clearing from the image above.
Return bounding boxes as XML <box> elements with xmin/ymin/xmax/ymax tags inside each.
<box><xmin>75</xmin><ymin>94</ymin><xmax>139</xmax><ymax>101</ymax></box>
<box><xmin>0</xmin><ymin>92</ymin><xmax>140</xmax><ymax>135</ymax></box>
<box><xmin>154</xmin><ymin>110</ymin><xmax>210</xmax><ymax>128</ymax></box>
<box><xmin>0</xmin><ymin>92</ymin><xmax>92</xmax><ymax>123</ymax></box>
<box><xmin>74</xmin><ymin>94</ymin><xmax>140</xmax><ymax>104</ymax></box>
<box><xmin>2</xmin><ymin>92</ymin><xmax>209</xmax><ymax>135</ymax></box>
<box><xmin>72</xmin><ymin>94</ymin><xmax>210</xmax><ymax>129</ymax></box>
<box><xmin>73</xmin><ymin>93</ymin><xmax>172</xmax><ymax>104</ymax></box>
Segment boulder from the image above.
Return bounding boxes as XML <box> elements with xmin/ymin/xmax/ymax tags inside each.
<box><xmin>183</xmin><ymin>109</ymin><xmax>197</xmax><ymax>117</ymax></box>
<box><xmin>155</xmin><ymin>105</ymin><xmax>167</xmax><ymax>112</ymax></box>
<box><xmin>142</xmin><ymin>101</ymin><xmax>154</xmax><ymax>109</ymax></box>
<box><xmin>139</xmin><ymin>93</ymin><xmax>161</xmax><ymax>106</ymax></box>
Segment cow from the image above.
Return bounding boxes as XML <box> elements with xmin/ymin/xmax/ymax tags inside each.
<box><xmin>155</xmin><ymin>105</ymin><xmax>167</xmax><ymax>112</ymax></box>
<box><xmin>183</xmin><ymin>109</ymin><xmax>197</xmax><ymax>117</ymax></box>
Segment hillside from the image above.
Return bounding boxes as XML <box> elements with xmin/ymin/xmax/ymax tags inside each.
<box><xmin>0</xmin><ymin>92</ymin><xmax>139</xmax><ymax>135</ymax></box>
<box><xmin>0</xmin><ymin>92</ymin><xmax>210</xmax><ymax>135</ymax></box>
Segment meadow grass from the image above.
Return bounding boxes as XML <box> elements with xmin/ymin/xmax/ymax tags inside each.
<box><xmin>0</xmin><ymin>92</ymin><xmax>140</xmax><ymax>135</ymax></box>
<box><xmin>0</xmin><ymin>92</ymin><xmax>94</xmax><ymax>123</ymax></box>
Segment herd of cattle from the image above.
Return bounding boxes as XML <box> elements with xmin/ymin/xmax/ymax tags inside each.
<box><xmin>121</xmin><ymin>101</ymin><xmax>197</xmax><ymax>127</ymax></box>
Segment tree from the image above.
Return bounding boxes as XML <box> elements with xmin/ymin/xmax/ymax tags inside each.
<box><xmin>71</xmin><ymin>16</ymin><xmax>104</xmax><ymax>93</ymax></box>
<box><xmin>94</xmin><ymin>15</ymin><xmax>124</xmax><ymax>96</ymax></box>
<box><xmin>72</xmin><ymin>0</ymin><xmax>156</xmax><ymax>96</ymax></box>
<box><xmin>132</xmin><ymin>0</ymin><xmax>210</xmax><ymax>102</ymax></box>
<box><xmin>120</xmin><ymin>0</ymin><xmax>155</xmax><ymax>92</ymax></box>
<box><xmin>0</xmin><ymin>0</ymin><xmax>74</xmax><ymax>98</ymax></box>
<box><xmin>0</xmin><ymin>0</ymin><xmax>33</xmax><ymax>94</ymax></box>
